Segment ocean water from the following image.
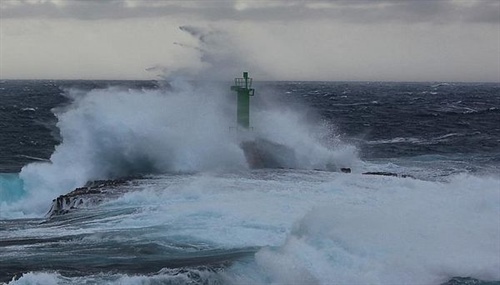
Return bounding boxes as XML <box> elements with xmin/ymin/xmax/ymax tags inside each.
<box><xmin>0</xmin><ymin>79</ymin><xmax>499</xmax><ymax>284</ymax></box>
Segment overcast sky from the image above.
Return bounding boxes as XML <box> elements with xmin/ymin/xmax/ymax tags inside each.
<box><xmin>1</xmin><ymin>0</ymin><xmax>499</xmax><ymax>82</ymax></box>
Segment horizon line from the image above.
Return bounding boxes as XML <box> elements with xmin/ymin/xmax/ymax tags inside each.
<box><xmin>1</xmin><ymin>78</ymin><xmax>499</xmax><ymax>84</ymax></box>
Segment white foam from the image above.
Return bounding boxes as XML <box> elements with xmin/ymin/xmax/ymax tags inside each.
<box><xmin>7</xmin><ymin>269</ymin><xmax>223</xmax><ymax>285</ymax></box>
<box><xmin>227</xmin><ymin>173</ymin><xmax>500</xmax><ymax>284</ymax></box>
<box><xmin>7</xmin><ymin>272</ymin><xmax>60</xmax><ymax>285</ymax></box>
<box><xmin>2</xmin><ymin>78</ymin><xmax>357</xmax><ymax>217</ymax></box>
<box><xmin>3</xmin><ymin>171</ymin><xmax>499</xmax><ymax>284</ymax></box>
<box><xmin>79</xmin><ymin>171</ymin><xmax>498</xmax><ymax>284</ymax></box>
<box><xmin>7</xmin><ymin>83</ymin><xmax>242</xmax><ymax>216</ymax></box>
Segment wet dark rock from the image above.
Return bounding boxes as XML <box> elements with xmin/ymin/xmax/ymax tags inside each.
<box><xmin>341</xmin><ymin>168</ymin><xmax>352</xmax><ymax>173</ymax></box>
<box><xmin>241</xmin><ymin>138</ymin><xmax>297</xmax><ymax>169</ymax></box>
<box><xmin>47</xmin><ymin>178</ymin><xmax>134</xmax><ymax>217</ymax></box>
<box><xmin>441</xmin><ymin>277</ymin><xmax>499</xmax><ymax>285</ymax></box>
<box><xmin>362</xmin><ymin>171</ymin><xmax>414</xmax><ymax>178</ymax></box>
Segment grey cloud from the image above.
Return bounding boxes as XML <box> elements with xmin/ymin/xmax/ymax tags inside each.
<box><xmin>1</xmin><ymin>0</ymin><xmax>498</xmax><ymax>24</ymax></box>
<box><xmin>462</xmin><ymin>0</ymin><xmax>500</xmax><ymax>24</ymax></box>
<box><xmin>1</xmin><ymin>1</ymin><xmax>180</xmax><ymax>20</ymax></box>
<box><xmin>1</xmin><ymin>0</ymin><xmax>208</xmax><ymax>20</ymax></box>
<box><xmin>389</xmin><ymin>0</ymin><xmax>500</xmax><ymax>24</ymax></box>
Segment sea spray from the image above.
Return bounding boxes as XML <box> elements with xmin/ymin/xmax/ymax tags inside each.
<box><xmin>253</xmin><ymin>107</ymin><xmax>358</xmax><ymax>170</ymax></box>
<box><xmin>14</xmin><ymin>83</ymin><xmax>244</xmax><ymax>216</ymax></box>
<box><xmin>2</xmin><ymin>79</ymin><xmax>358</xmax><ymax>217</ymax></box>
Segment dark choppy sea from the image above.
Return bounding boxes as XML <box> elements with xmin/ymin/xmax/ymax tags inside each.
<box><xmin>0</xmin><ymin>79</ymin><xmax>499</xmax><ymax>284</ymax></box>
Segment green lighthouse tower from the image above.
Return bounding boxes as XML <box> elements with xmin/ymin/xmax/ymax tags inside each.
<box><xmin>231</xmin><ymin>72</ymin><xmax>255</xmax><ymax>129</ymax></box>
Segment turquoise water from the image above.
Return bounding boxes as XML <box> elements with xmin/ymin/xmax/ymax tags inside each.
<box><xmin>0</xmin><ymin>173</ymin><xmax>25</xmax><ymax>203</ymax></box>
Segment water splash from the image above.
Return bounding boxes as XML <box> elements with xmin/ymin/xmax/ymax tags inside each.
<box><xmin>1</xmin><ymin>78</ymin><xmax>357</xmax><ymax>217</ymax></box>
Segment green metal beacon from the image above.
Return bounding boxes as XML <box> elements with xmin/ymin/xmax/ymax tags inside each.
<box><xmin>232</xmin><ymin>72</ymin><xmax>297</xmax><ymax>169</ymax></box>
<box><xmin>231</xmin><ymin>72</ymin><xmax>255</xmax><ymax>130</ymax></box>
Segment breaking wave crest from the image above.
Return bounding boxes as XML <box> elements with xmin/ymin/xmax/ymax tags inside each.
<box><xmin>2</xmin><ymin>79</ymin><xmax>358</xmax><ymax>217</ymax></box>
